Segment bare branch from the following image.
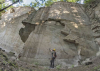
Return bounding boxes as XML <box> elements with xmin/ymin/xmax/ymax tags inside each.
<box><xmin>0</xmin><ymin>0</ymin><xmax>19</xmax><ymax>12</ymax></box>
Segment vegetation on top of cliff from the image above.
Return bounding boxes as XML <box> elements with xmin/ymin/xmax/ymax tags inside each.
<box><xmin>27</xmin><ymin>0</ymin><xmax>95</xmax><ymax>10</ymax></box>
<box><xmin>0</xmin><ymin>0</ymin><xmax>23</xmax><ymax>19</ymax></box>
<box><xmin>0</xmin><ymin>0</ymin><xmax>94</xmax><ymax>11</ymax></box>
<box><xmin>0</xmin><ymin>0</ymin><xmax>96</xmax><ymax>18</ymax></box>
<box><xmin>84</xmin><ymin>0</ymin><xmax>95</xmax><ymax>4</ymax></box>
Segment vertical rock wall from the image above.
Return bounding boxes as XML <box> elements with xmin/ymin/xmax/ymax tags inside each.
<box><xmin>19</xmin><ymin>2</ymin><xmax>98</xmax><ymax>67</ymax></box>
<box><xmin>0</xmin><ymin>1</ymin><xmax>100</xmax><ymax>68</ymax></box>
<box><xmin>85</xmin><ymin>0</ymin><xmax>100</xmax><ymax>56</ymax></box>
<box><xmin>0</xmin><ymin>7</ymin><xmax>36</xmax><ymax>56</ymax></box>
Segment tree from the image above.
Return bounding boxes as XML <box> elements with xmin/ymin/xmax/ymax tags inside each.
<box><xmin>67</xmin><ymin>0</ymin><xmax>80</xmax><ymax>3</ymax></box>
<box><xmin>29</xmin><ymin>0</ymin><xmax>81</xmax><ymax>10</ymax></box>
<box><xmin>0</xmin><ymin>3</ymin><xmax>6</xmax><ymax>17</ymax></box>
<box><xmin>84</xmin><ymin>0</ymin><xmax>94</xmax><ymax>4</ymax></box>
<box><xmin>0</xmin><ymin>0</ymin><xmax>94</xmax><ymax>12</ymax></box>
<box><xmin>30</xmin><ymin>0</ymin><xmax>94</xmax><ymax>10</ymax></box>
<box><xmin>0</xmin><ymin>0</ymin><xmax>23</xmax><ymax>12</ymax></box>
<box><xmin>0</xmin><ymin>0</ymin><xmax>23</xmax><ymax>19</ymax></box>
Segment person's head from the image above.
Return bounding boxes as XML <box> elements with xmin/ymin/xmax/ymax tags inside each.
<box><xmin>53</xmin><ymin>49</ymin><xmax>55</xmax><ymax>51</ymax></box>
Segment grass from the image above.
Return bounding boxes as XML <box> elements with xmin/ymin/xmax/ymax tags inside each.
<box><xmin>44</xmin><ymin>66</ymin><xmax>49</xmax><ymax>71</ymax></box>
<box><xmin>8</xmin><ymin>61</ymin><xmax>18</xmax><ymax>68</ymax></box>
<box><xmin>34</xmin><ymin>62</ymin><xmax>39</xmax><ymax>66</ymax></box>
<box><xmin>93</xmin><ymin>65</ymin><xmax>100</xmax><ymax>71</ymax></box>
<box><xmin>71</xmin><ymin>65</ymin><xmax>74</xmax><ymax>68</ymax></box>
<box><xmin>2</xmin><ymin>61</ymin><xmax>7</xmax><ymax>65</ymax></box>
<box><xmin>56</xmin><ymin>65</ymin><xmax>61</xmax><ymax>70</ymax></box>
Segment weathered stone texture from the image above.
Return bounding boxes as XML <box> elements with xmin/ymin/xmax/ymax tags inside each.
<box><xmin>0</xmin><ymin>1</ymin><xmax>100</xmax><ymax>68</ymax></box>
<box><xmin>19</xmin><ymin>2</ymin><xmax>99</xmax><ymax>67</ymax></box>
<box><xmin>0</xmin><ymin>7</ymin><xmax>35</xmax><ymax>56</ymax></box>
<box><xmin>85</xmin><ymin>0</ymin><xmax>100</xmax><ymax>46</ymax></box>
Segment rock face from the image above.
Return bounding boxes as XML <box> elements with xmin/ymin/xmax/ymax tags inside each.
<box><xmin>0</xmin><ymin>7</ymin><xmax>35</xmax><ymax>56</ymax></box>
<box><xmin>85</xmin><ymin>0</ymin><xmax>100</xmax><ymax>56</ymax></box>
<box><xmin>0</xmin><ymin>1</ymin><xmax>100</xmax><ymax>68</ymax></box>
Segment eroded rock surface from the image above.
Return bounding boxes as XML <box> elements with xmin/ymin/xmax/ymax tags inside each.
<box><xmin>20</xmin><ymin>2</ymin><xmax>99</xmax><ymax>67</ymax></box>
<box><xmin>0</xmin><ymin>1</ymin><xmax>100</xmax><ymax>68</ymax></box>
<box><xmin>0</xmin><ymin>7</ymin><xmax>36</xmax><ymax>56</ymax></box>
<box><xmin>85</xmin><ymin>0</ymin><xmax>100</xmax><ymax>56</ymax></box>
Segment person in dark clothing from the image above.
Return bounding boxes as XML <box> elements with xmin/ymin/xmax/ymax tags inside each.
<box><xmin>49</xmin><ymin>48</ymin><xmax>57</xmax><ymax>68</ymax></box>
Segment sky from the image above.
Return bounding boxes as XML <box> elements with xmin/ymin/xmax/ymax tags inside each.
<box><xmin>23</xmin><ymin>0</ymin><xmax>35</xmax><ymax>5</ymax></box>
<box><xmin>80</xmin><ymin>0</ymin><xmax>84</xmax><ymax>4</ymax></box>
<box><xmin>8</xmin><ymin>0</ymin><xmax>36</xmax><ymax>7</ymax></box>
<box><xmin>22</xmin><ymin>0</ymin><xmax>84</xmax><ymax>4</ymax></box>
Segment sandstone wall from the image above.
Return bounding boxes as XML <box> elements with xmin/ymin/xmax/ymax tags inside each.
<box><xmin>0</xmin><ymin>1</ymin><xmax>99</xmax><ymax>68</ymax></box>
<box><xmin>19</xmin><ymin>2</ymin><xmax>98</xmax><ymax>67</ymax></box>
<box><xmin>85</xmin><ymin>0</ymin><xmax>100</xmax><ymax>56</ymax></box>
<box><xmin>0</xmin><ymin>7</ymin><xmax>36</xmax><ymax>56</ymax></box>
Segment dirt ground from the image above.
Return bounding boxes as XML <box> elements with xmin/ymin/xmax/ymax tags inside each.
<box><xmin>0</xmin><ymin>48</ymin><xmax>100</xmax><ymax>71</ymax></box>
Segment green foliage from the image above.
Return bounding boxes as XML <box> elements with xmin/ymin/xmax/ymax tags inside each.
<box><xmin>71</xmin><ymin>64</ymin><xmax>74</xmax><ymax>68</ymax></box>
<box><xmin>0</xmin><ymin>0</ymin><xmax>19</xmax><ymax>18</ymax></box>
<box><xmin>0</xmin><ymin>0</ymin><xmax>95</xmax><ymax>16</ymax></box>
<box><xmin>8</xmin><ymin>61</ymin><xmax>18</xmax><ymax>68</ymax></box>
<box><xmin>45</xmin><ymin>0</ymin><xmax>54</xmax><ymax>7</ymax></box>
<box><xmin>56</xmin><ymin>65</ymin><xmax>61</xmax><ymax>70</ymax></box>
<box><xmin>21</xmin><ymin>0</ymin><xmax>94</xmax><ymax>10</ymax></box>
<box><xmin>34</xmin><ymin>62</ymin><xmax>39</xmax><ymax>66</ymax></box>
<box><xmin>67</xmin><ymin>0</ymin><xmax>80</xmax><ymax>3</ymax></box>
<box><xmin>0</xmin><ymin>3</ymin><xmax>6</xmax><ymax>18</ymax></box>
<box><xmin>3</xmin><ymin>61</ymin><xmax>7</xmax><ymax>65</ymax></box>
<box><xmin>0</xmin><ymin>0</ymin><xmax>22</xmax><ymax>11</ymax></box>
<box><xmin>2</xmin><ymin>54</ymin><xmax>8</xmax><ymax>61</ymax></box>
<box><xmin>11</xmin><ymin>0</ymin><xmax>23</xmax><ymax>3</ymax></box>
<box><xmin>29</xmin><ymin>0</ymin><xmax>82</xmax><ymax>10</ymax></box>
<box><xmin>0</xmin><ymin>0</ymin><xmax>5</xmax><ymax>4</ymax></box>
<box><xmin>23</xmin><ymin>4</ymin><xmax>30</xmax><ymax>7</ymax></box>
<box><xmin>93</xmin><ymin>65</ymin><xmax>100</xmax><ymax>71</ymax></box>
<box><xmin>0</xmin><ymin>53</ymin><xmax>8</xmax><ymax>61</ymax></box>
<box><xmin>84</xmin><ymin>0</ymin><xmax>94</xmax><ymax>4</ymax></box>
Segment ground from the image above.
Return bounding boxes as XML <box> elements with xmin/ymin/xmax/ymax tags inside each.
<box><xmin>0</xmin><ymin>48</ymin><xmax>100</xmax><ymax>71</ymax></box>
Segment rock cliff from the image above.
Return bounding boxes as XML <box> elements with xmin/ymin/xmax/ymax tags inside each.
<box><xmin>85</xmin><ymin>0</ymin><xmax>100</xmax><ymax>56</ymax></box>
<box><xmin>0</xmin><ymin>7</ymin><xmax>35</xmax><ymax>56</ymax></box>
<box><xmin>0</xmin><ymin>1</ymin><xmax>100</xmax><ymax>68</ymax></box>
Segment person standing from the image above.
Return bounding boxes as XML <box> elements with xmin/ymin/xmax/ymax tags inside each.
<box><xmin>49</xmin><ymin>48</ymin><xmax>57</xmax><ymax>68</ymax></box>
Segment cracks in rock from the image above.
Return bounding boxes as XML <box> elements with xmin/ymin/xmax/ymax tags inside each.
<box><xmin>57</xmin><ymin>21</ymin><xmax>65</xmax><ymax>26</ymax></box>
<box><xmin>19</xmin><ymin>22</ymin><xmax>36</xmax><ymax>43</ymax></box>
<box><xmin>47</xmin><ymin>19</ymin><xmax>65</xmax><ymax>26</ymax></box>
<box><xmin>61</xmin><ymin>31</ymin><xmax>69</xmax><ymax>36</ymax></box>
<box><xmin>63</xmin><ymin>49</ymin><xmax>68</xmax><ymax>55</ymax></box>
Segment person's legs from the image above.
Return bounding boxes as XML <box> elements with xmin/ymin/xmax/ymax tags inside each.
<box><xmin>52</xmin><ymin>58</ymin><xmax>55</xmax><ymax>68</ymax></box>
<box><xmin>50</xmin><ymin>59</ymin><xmax>52</xmax><ymax>68</ymax></box>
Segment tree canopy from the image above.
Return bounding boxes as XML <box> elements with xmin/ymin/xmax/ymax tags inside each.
<box><xmin>0</xmin><ymin>0</ymin><xmax>94</xmax><ymax>15</ymax></box>
<box><xmin>28</xmin><ymin>0</ymin><xmax>94</xmax><ymax>10</ymax></box>
<box><xmin>0</xmin><ymin>0</ymin><xmax>23</xmax><ymax>19</ymax></box>
<box><xmin>0</xmin><ymin>0</ymin><xmax>23</xmax><ymax>12</ymax></box>
<box><xmin>29</xmin><ymin>0</ymin><xmax>80</xmax><ymax>9</ymax></box>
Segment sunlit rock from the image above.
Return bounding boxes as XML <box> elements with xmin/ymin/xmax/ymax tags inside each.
<box><xmin>0</xmin><ymin>1</ymin><xmax>100</xmax><ymax>68</ymax></box>
<box><xmin>0</xmin><ymin>7</ymin><xmax>35</xmax><ymax>56</ymax></box>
